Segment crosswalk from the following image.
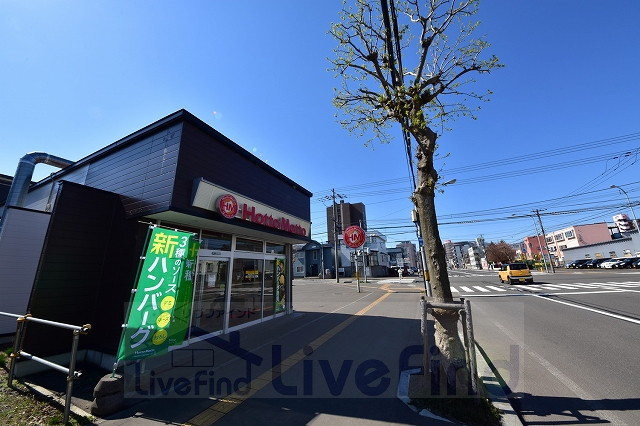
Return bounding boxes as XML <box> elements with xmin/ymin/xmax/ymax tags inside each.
<box><xmin>451</xmin><ymin>281</ymin><xmax>640</xmax><ymax>294</ymax></box>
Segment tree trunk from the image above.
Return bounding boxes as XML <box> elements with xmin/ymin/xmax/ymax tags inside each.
<box><xmin>414</xmin><ymin>126</ymin><xmax>469</xmax><ymax>395</ymax></box>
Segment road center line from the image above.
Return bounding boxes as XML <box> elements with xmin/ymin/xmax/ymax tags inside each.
<box><xmin>533</xmin><ymin>294</ymin><xmax>640</xmax><ymax>325</ymax></box>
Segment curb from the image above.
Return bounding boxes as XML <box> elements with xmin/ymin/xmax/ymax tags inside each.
<box><xmin>474</xmin><ymin>345</ymin><xmax>523</xmax><ymax>426</ymax></box>
<box><xmin>397</xmin><ymin>346</ymin><xmax>523</xmax><ymax>426</ymax></box>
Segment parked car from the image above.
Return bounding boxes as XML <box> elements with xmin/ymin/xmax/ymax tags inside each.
<box><xmin>585</xmin><ymin>258</ymin><xmax>611</xmax><ymax>269</ymax></box>
<box><xmin>612</xmin><ymin>257</ymin><xmax>639</xmax><ymax>268</ymax></box>
<box><xmin>600</xmin><ymin>258</ymin><xmax>624</xmax><ymax>268</ymax></box>
<box><xmin>632</xmin><ymin>258</ymin><xmax>640</xmax><ymax>269</ymax></box>
<box><xmin>566</xmin><ymin>259</ymin><xmax>590</xmax><ymax>269</ymax></box>
<box><xmin>498</xmin><ymin>263</ymin><xmax>534</xmax><ymax>284</ymax></box>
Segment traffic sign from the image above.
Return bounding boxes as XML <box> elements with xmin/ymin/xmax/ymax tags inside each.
<box><xmin>343</xmin><ymin>225</ymin><xmax>366</xmax><ymax>248</ymax></box>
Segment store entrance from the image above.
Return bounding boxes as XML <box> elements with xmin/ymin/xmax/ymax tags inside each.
<box><xmin>191</xmin><ymin>257</ymin><xmax>230</xmax><ymax>337</ymax></box>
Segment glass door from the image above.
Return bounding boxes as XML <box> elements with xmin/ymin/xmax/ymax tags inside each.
<box><xmin>191</xmin><ymin>258</ymin><xmax>229</xmax><ymax>337</ymax></box>
<box><xmin>229</xmin><ymin>258</ymin><xmax>264</xmax><ymax>328</ymax></box>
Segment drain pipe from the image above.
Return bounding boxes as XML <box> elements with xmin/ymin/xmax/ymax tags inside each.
<box><xmin>0</xmin><ymin>152</ymin><xmax>74</xmax><ymax>230</ymax></box>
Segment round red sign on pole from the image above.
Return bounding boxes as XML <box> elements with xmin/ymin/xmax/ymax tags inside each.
<box><xmin>343</xmin><ymin>225</ymin><xmax>366</xmax><ymax>248</ymax></box>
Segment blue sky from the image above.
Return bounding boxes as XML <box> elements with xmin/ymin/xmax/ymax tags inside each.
<box><xmin>2</xmin><ymin>1</ymin><xmax>639</xmax><ymax>248</ymax></box>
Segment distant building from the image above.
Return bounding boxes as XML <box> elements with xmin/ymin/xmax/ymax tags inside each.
<box><xmin>543</xmin><ymin>223</ymin><xmax>612</xmax><ymax>265</ymax></box>
<box><xmin>326</xmin><ymin>200</ymin><xmax>366</xmax><ymax>243</ymax></box>
<box><xmin>521</xmin><ymin>222</ymin><xmax>612</xmax><ymax>265</ymax></box>
<box><xmin>387</xmin><ymin>247</ymin><xmax>404</xmax><ymax>268</ymax></box>
<box><xmin>396</xmin><ymin>241</ymin><xmax>418</xmax><ymax>269</ymax></box>
<box><xmin>613</xmin><ymin>213</ymin><xmax>636</xmax><ymax>233</ymax></box>
<box><xmin>563</xmin><ymin>231</ymin><xmax>640</xmax><ymax>263</ymax></box>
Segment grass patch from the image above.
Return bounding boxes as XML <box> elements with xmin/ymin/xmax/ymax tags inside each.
<box><xmin>410</xmin><ymin>396</ymin><xmax>502</xmax><ymax>425</ymax></box>
<box><xmin>0</xmin><ymin>348</ymin><xmax>94</xmax><ymax>426</ymax></box>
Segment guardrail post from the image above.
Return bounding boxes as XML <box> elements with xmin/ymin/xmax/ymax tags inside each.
<box><xmin>7</xmin><ymin>314</ymin><xmax>29</xmax><ymax>388</ymax></box>
<box><xmin>63</xmin><ymin>329</ymin><xmax>81</xmax><ymax>425</ymax></box>
<box><xmin>420</xmin><ymin>297</ymin><xmax>429</xmax><ymax>375</ymax></box>
<box><xmin>463</xmin><ymin>299</ymin><xmax>479</xmax><ymax>396</ymax></box>
<box><xmin>1</xmin><ymin>311</ymin><xmax>91</xmax><ymax>423</ymax></box>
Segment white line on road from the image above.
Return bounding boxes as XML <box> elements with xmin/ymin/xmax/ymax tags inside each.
<box><xmin>486</xmin><ymin>286</ymin><xmax>507</xmax><ymax>292</ymax></box>
<box><xmin>473</xmin><ymin>286</ymin><xmax>490</xmax><ymax>292</ymax></box>
<box><xmin>459</xmin><ymin>286</ymin><xmax>473</xmax><ymax>292</ymax></box>
<box><xmin>533</xmin><ymin>294</ymin><xmax>640</xmax><ymax>325</ymax></box>
<box><xmin>490</xmin><ymin>321</ymin><xmax>625</xmax><ymax>425</ymax></box>
<box><xmin>545</xmin><ymin>284</ymin><xmax>580</xmax><ymax>289</ymax></box>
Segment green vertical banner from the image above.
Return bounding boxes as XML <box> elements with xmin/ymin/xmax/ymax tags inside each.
<box><xmin>274</xmin><ymin>257</ymin><xmax>286</xmax><ymax>313</ymax></box>
<box><xmin>116</xmin><ymin>227</ymin><xmax>199</xmax><ymax>363</ymax></box>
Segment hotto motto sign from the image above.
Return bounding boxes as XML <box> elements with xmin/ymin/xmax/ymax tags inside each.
<box><xmin>344</xmin><ymin>225</ymin><xmax>366</xmax><ymax>248</ymax></box>
<box><xmin>192</xmin><ymin>179</ymin><xmax>311</xmax><ymax>237</ymax></box>
<box><xmin>216</xmin><ymin>193</ymin><xmax>307</xmax><ymax>236</ymax></box>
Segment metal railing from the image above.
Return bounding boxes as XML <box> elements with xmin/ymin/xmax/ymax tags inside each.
<box><xmin>420</xmin><ymin>297</ymin><xmax>479</xmax><ymax>397</ymax></box>
<box><xmin>1</xmin><ymin>311</ymin><xmax>91</xmax><ymax>425</ymax></box>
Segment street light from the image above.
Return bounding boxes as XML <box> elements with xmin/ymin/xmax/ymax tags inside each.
<box><xmin>610</xmin><ymin>185</ymin><xmax>638</xmax><ymax>231</ymax></box>
<box><xmin>441</xmin><ymin>178</ymin><xmax>457</xmax><ymax>186</ymax></box>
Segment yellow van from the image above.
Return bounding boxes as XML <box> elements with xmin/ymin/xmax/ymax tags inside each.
<box><xmin>498</xmin><ymin>263</ymin><xmax>534</xmax><ymax>284</ymax></box>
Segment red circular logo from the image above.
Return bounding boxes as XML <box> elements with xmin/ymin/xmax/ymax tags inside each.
<box><xmin>217</xmin><ymin>194</ymin><xmax>238</xmax><ymax>219</ymax></box>
<box><xmin>344</xmin><ymin>225</ymin><xmax>366</xmax><ymax>248</ymax></box>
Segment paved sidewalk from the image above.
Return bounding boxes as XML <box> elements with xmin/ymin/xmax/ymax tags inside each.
<box><xmin>26</xmin><ymin>278</ymin><xmax>521</xmax><ymax>425</ymax></box>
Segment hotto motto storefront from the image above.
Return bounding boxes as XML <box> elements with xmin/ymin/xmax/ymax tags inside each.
<box><xmin>0</xmin><ymin>109</ymin><xmax>312</xmax><ymax>370</ymax></box>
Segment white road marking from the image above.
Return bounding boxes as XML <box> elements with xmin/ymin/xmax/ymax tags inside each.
<box><xmin>546</xmin><ymin>284</ymin><xmax>580</xmax><ymax>289</ymax></box>
<box><xmin>490</xmin><ymin>320</ymin><xmax>625</xmax><ymax>425</ymax></box>
<box><xmin>486</xmin><ymin>286</ymin><xmax>507</xmax><ymax>292</ymax></box>
<box><xmin>459</xmin><ymin>286</ymin><xmax>474</xmax><ymax>292</ymax></box>
<box><xmin>473</xmin><ymin>286</ymin><xmax>490</xmax><ymax>292</ymax></box>
<box><xmin>533</xmin><ymin>294</ymin><xmax>640</xmax><ymax>325</ymax></box>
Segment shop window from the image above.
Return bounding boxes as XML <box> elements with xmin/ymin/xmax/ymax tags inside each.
<box><xmin>266</xmin><ymin>242</ymin><xmax>285</xmax><ymax>254</ymax></box>
<box><xmin>236</xmin><ymin>237</ymin><xmax>264</xmax><ymax>252</ymax></box>
<box><xmin>201</xmin><ymin>231</ymin><xmax>232</xmax><ymax>251</ymax></box>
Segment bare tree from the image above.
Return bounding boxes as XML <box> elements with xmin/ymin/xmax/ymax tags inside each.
<box><xmin>486</xmin><ymin>241</ymin><xmax>517</xmax><ymax>264</ymax></box>
<box><xmin>330</xmin><ymin>0</ymin><xmax>501</xmax><ymax>393</ymax></box>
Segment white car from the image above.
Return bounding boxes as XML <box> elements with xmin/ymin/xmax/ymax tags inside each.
<box><xmin>600</xmin><ymin>258</ymin><xmax>624</xmax><ymax>268</ymax></box>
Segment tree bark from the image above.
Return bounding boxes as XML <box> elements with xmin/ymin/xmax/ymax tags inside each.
<box><xmin>414</xmin><ymin>126</ymin><xmax>469</xmax><ymax>395</ymax></box>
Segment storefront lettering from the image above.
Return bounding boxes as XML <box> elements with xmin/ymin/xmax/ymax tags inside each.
<box><xmin>242</xmin><ymin>204</ymin><xmax>307</xmax><ymax>236</ymax></box>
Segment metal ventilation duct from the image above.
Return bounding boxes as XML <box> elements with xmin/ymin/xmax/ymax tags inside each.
<box><xmin>0</xmin><ymin>152</ymin><xmax>73</xmax><ymax>229</ymax></box>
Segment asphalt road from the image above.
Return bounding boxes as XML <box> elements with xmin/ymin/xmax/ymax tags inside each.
<box><xmin>450</xmin><ymin>268</ymin><xmax>640</xmax><ymax>425</ymax></box>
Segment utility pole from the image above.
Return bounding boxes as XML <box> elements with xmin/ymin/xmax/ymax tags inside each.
<box><xmin>533</xmin><ymin>209</ymin><xmax>555</xmax><ymax>273</ymax></box>
<box><xmin>530</xmin><ymin>215</ymin><xmax>549</xmax><ymax>273</ymax></box>
<box><xmin>331</xmin><ymin>188</ymin><xmax>345</xmax><ymax>283</ymax></box>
